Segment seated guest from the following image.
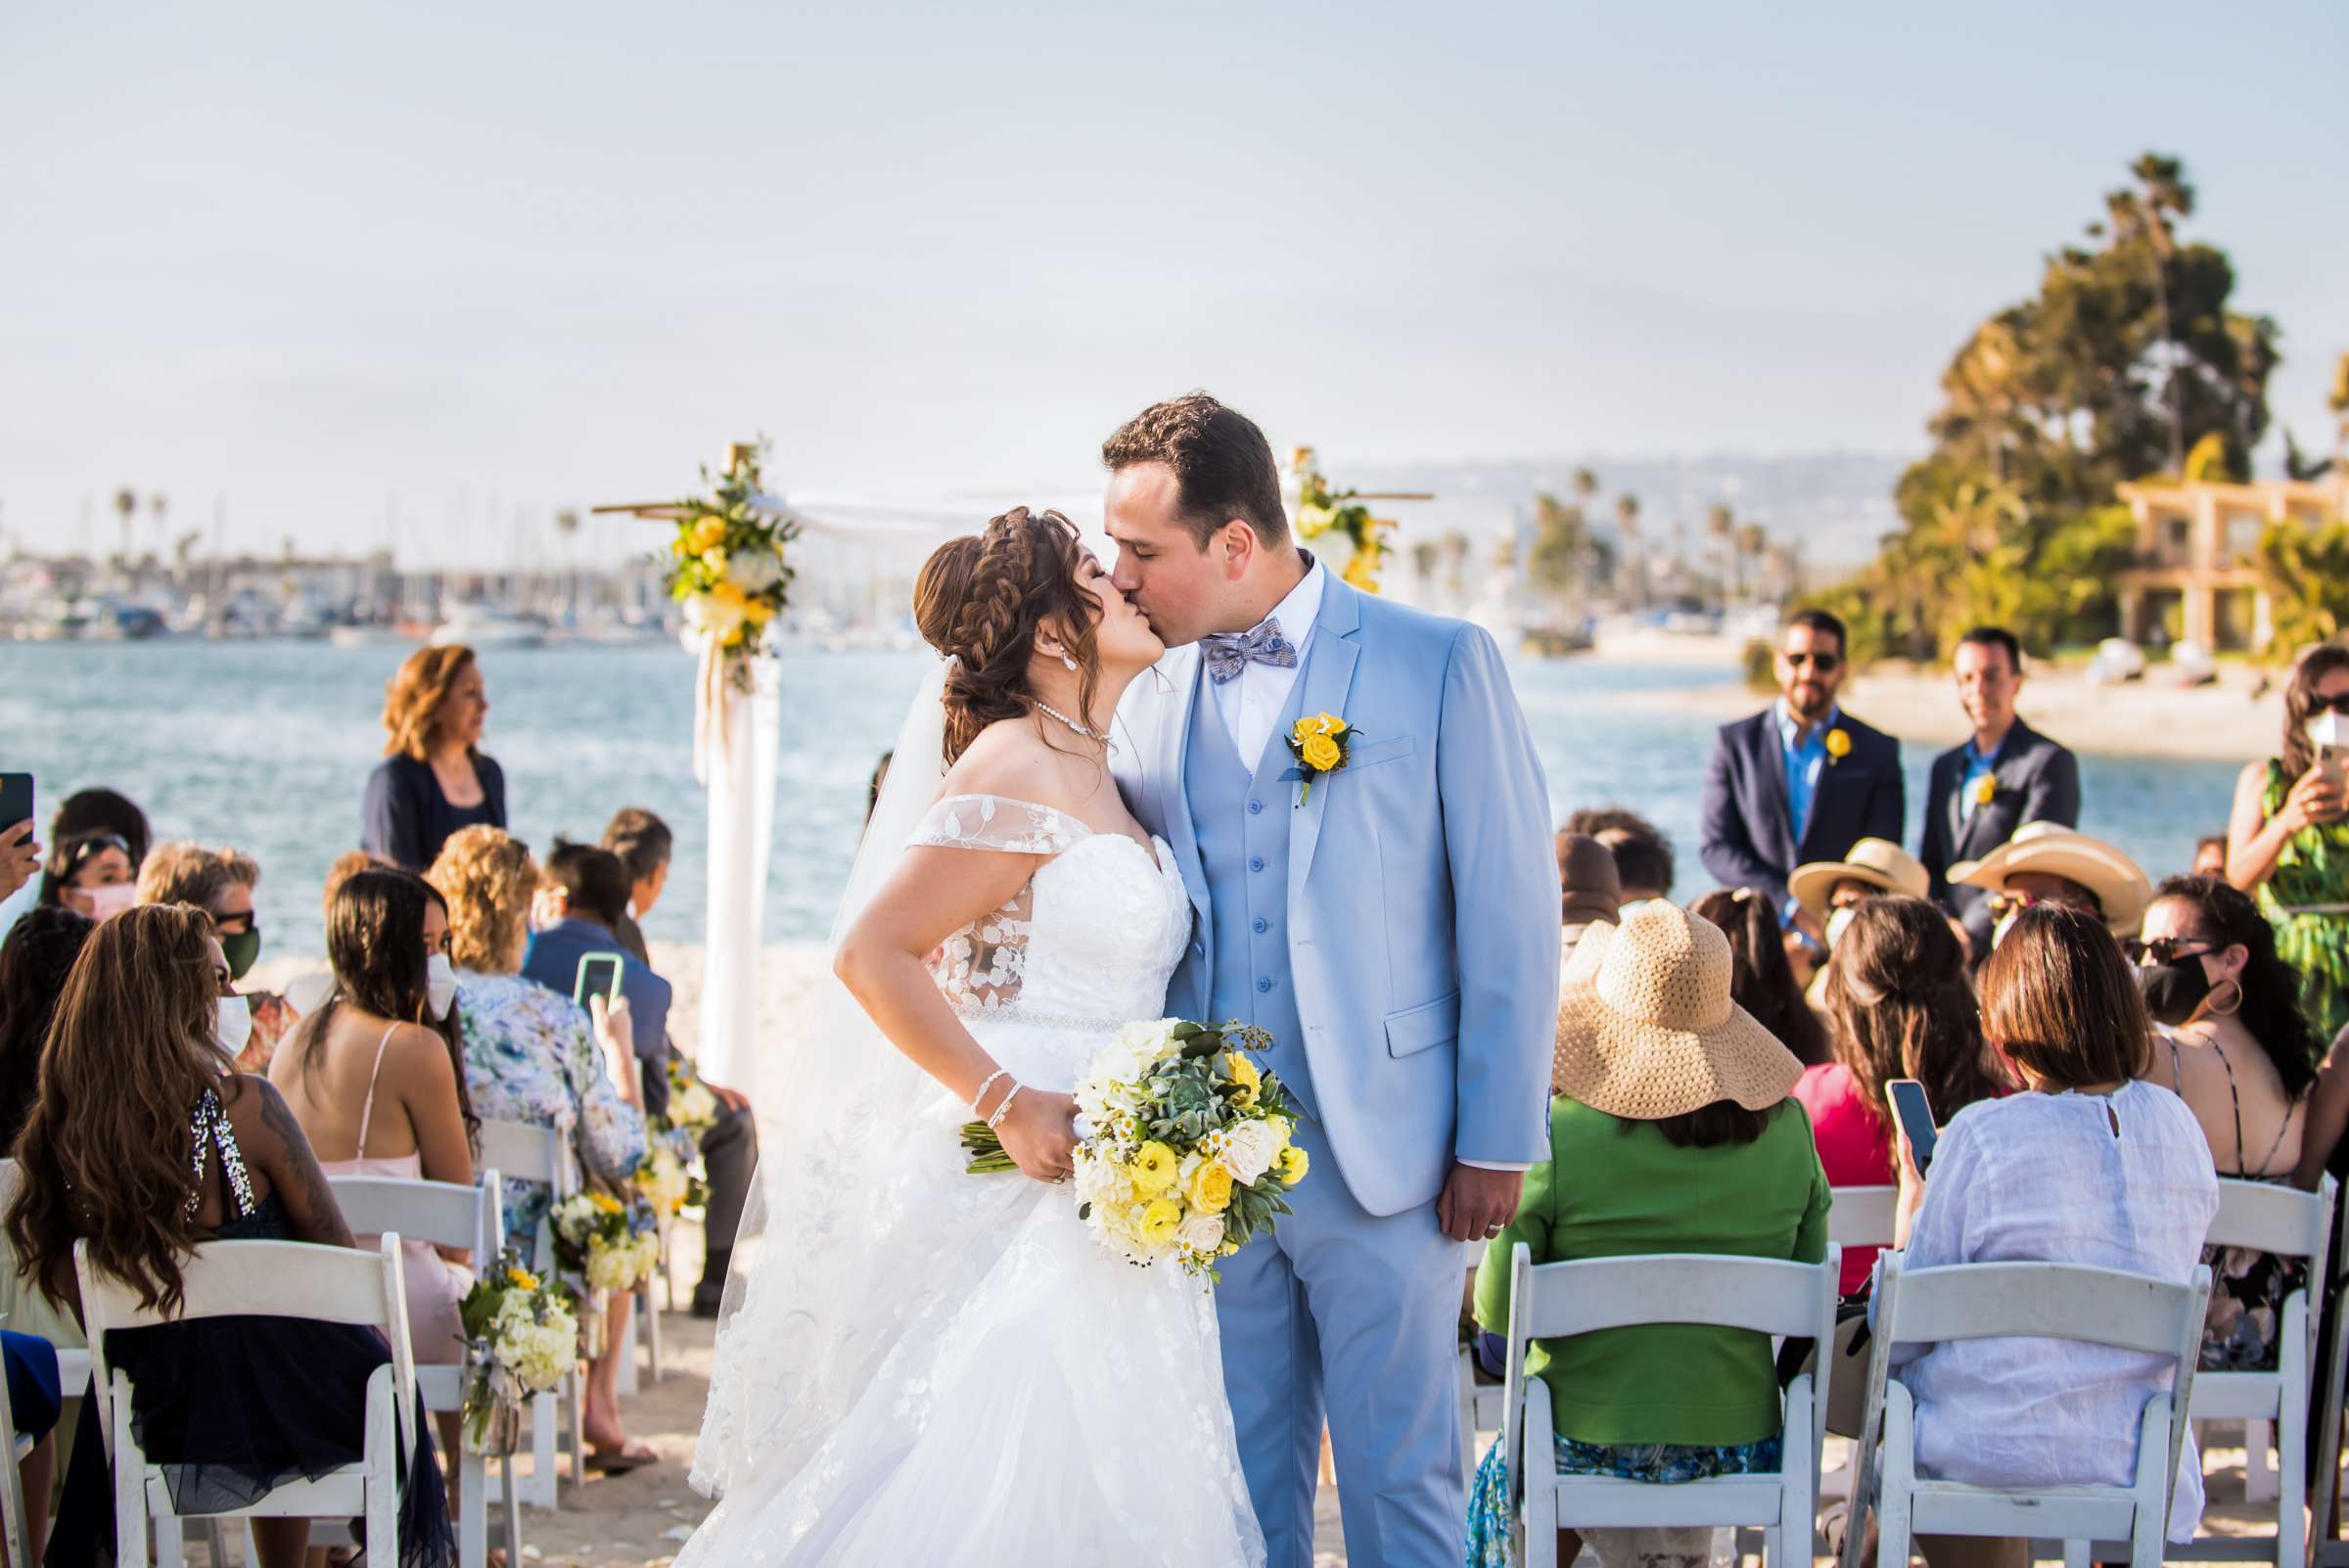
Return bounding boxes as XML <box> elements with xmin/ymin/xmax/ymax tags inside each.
<box><xmin>1889</xmin><ymin>902</ymin><xmax>2218</xmax><ymax>1561</ymax></box>
<box><xmin>1689</xmin><ymin>887</ymin><xmax>1829</xmax><ymax>1068</ymax></box>
<box><xmin>364</xmin><ymin>644</ymin><xmax>506</xmax><ymax>873</ymax></box>
<box><xmin>523</xmin><ymin>842</ymin><xmax>672</xmax><ymax>1121</ymax></box>
<box><xmin>2193</xmin><ymin>835</ymin><xmax>2230</xmax><ymax>880</ymax></box>
<box><xmin>269</xmin><ymin>869</ymin><xmax>478</xmax><ymax>1376</ymax></box>
<box><xmin>1794</xmin><ymin>897</ymin><xmax>2011</xmax><ymax>1295</ymax></box>
<box><xmin>35</xmin><ymin>832</ymin><xmax>135</xmax><ymax>923</ymax></box>
<box><xmin>1951</xmin><ymin>819</ymin><xmax>2151</xmax><ymax>945</ymax></box>
<box><xmin>0</xmin><ymin>908</ymin><xmax>94</xmax><ymax>1356</ymax></box>
<box><xmin>9</xmin><ymin>903</ymin><xmax>452</xmax><ymax>1568</ymax></box>
<box><xmin>136</xmin><ymin>842</ymin><xmax>293</xmax><ymax>1070</ymax></box>
<box><xmin>1787</xmin><ymin>836</ymin><xmax>1932</xmax><ymax>999</ymax></box>
<box><xmin>602</xmin><ymin>807</ymin><xmax>761</xmax><ymax>1316</ymax></box>
<box><xmin>1556</xmin><ymin>831</ymin><xmax>1622</xmax><ymax>966</ymax></box>
<box><xmin>1699</xmin><ymin>609</ymin><xmax>1904</xmax><ymax>948</ymax></box>
<box><xmin>1562</xmin><ymin>807</ymin><xmax>1673</xmax><ymax>905</ymax></box>
<box><xmin>1917</xmin><ymin>627</ymin><xmax>2083</xmax><ymax>957</ymax></box>
<box><xmin>425</xmin><ymin>827</ymin><xmax>647</xmax><ymax>1265</ymax></box>
<box><xmin>1468</xmin><ymin>901</ymin><xmax>1828</xmax><ymax>1568</ymax></box>
<box><xmin>2134</xmin><ymin>874</ymin><xmax>2317</xmax><ymax>1369</ymax></box>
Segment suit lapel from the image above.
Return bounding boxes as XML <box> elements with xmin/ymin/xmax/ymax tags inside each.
<box><xmin>1288</xmin><ymin>578</ymin><xmax>1363</xmax><ymax>894</ymax></box>
<box><xmin>1753</xmin><ymin>711</ymin><xmax>1798</xmax><ymax>871</ymax></box>
<box><xmin>1151</xmin><ymin>646</ymin><xmax>1211</xmax><ymax>928</ymax></box>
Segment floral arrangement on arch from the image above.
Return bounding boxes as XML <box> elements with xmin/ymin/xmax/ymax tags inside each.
<box><xmin>663</xmin><ymin>438</ymin><xmax>799</xmax><ymax>660</ymax></box>
<box><xmin>1289</xmin><ymin>445</ymin><xmax>1395</xmax><ymax>595</ymax></box>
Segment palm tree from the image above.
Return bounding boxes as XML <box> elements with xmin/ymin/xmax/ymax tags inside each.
<box><xmin>1736</xmin><ymin>524</ymin><xmax>1769</xmax><ymax>604</ymax></box>
<box><xmin>1707</xmin><ymin>503</ymin><xmax>1735</xmax><ymax>604</ymax></box>
<box><xmin>1615</xmin><ymin>493</ymin><xmax>1642</xmax><ymax>608</ymax></box>
<box><xmin>113</xmin><ymin>487</ymin><xmax>137</xmax><ymax>567</ymax></box>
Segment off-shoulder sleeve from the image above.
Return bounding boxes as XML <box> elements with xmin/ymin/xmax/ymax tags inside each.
<box><xmin>907</xmin><ymin>794</ymin><xmax>1092</xmax><ymax>855</ymax></box>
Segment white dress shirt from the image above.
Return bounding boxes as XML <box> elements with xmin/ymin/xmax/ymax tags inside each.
<box><xmin>1208</xmin><ymin>558</ymin><xmax>1524</xmax><ymax>1176</ymax></box>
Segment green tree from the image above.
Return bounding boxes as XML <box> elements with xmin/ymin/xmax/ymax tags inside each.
<box><xmin>2256</xmin><ymin>517</ymin><xmax>2349</xmax><ymax>654</ymax></box>
<box><xmin>1527</xmin><ymin>492</ymin><xmax>1588</xmax><ymax>599</ymax></box>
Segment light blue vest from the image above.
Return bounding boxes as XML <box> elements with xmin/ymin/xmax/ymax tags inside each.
<box><xmin>1185</xmin><ymin>664</ymin><xmax>1320</xmax><ymax>1120</ymax></box>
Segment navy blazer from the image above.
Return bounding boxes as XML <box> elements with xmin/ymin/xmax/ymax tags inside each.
<box><xmin>1699</xmin><ymin>708</ymin><xmax>1905</xmax><ymax>906</ymax></box>
<box><xmin>1918</xmin><ymin>718</ymin><xmax>2082</xmax><ymax>950</ymax></box>
<box><xmin>362</xmin><ymin>753</ymin><xmax>506</xmax><ymax>874</ymax></box>
<box><xmin>521</xmin><ymin>917</ymin><xmax>672</xmax><ymax>1119</ymax></box>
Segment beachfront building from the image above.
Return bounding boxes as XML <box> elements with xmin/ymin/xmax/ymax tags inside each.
<box><xmin>2115</xmin><ymin>476</ymin><xmax>2349</xmax><ymax>651</ymax></box>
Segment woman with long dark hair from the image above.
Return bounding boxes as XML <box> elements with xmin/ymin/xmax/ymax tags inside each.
<box><xmin>2227</xmin><ymin>644</ymin><xmax>2349</xmax><ymax>1038</ymax></box>
<box><xmin>1793</xmin><ymin>897</ymin><xmax>2012</xmax><ymax>1294</ymax></box>
<box><xmin>269</xmin><ymin>868</ymin><xmax>478</xmax><ymax>1379</ymax></box>
<box><xmin>10</xmin><ymin>903</ymin><xmax>452</xmax><ymax>1568</ymax></box>
<box><xmin>1688</xmin><ymin>887</ymin><xmax>1828</xmax><ymax>1066</ymax></box>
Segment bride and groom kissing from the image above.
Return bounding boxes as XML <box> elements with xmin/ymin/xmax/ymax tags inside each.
<box><xmin>681</xmin><ymin>393</ymin><xmax>1561</xmax><ymax>1567</ymax></box>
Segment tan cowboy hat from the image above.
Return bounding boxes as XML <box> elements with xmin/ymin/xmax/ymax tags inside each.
<box><xmin>1552</xmin><ymin>901</ymin><xmax>1803</xmax><ymax>1118</ymax></box>
<box><xmin>1787</xmin><ymin>838</ymin><xmax>1931</xmax><ymax>921</ymax></box>
<box><xmin>1951</xmin><ymin>820</ymin><xmax>2152</xmax><ymax>935</ymax></box>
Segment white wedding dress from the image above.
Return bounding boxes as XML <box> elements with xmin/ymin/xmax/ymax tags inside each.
<box><xmin>682</xmin><ymin>789</ymin><xmax>1266</xmax><ymax>1567</ymax></box>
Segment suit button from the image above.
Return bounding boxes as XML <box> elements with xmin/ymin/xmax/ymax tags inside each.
<box><xmin>1253</xmin><ymin>917</ymin><xmax>1268</xmax><ymax>934</ymax></box>
<box><xmin>1248</xmin><ymin>800</ymin><xmax>1264</xmax><ymax>814</ymax></box>
<box><xmin>1249</xmin><ymin>855</ymin><xmax>1266</xmax><ymax>872</ymax></box>
<box><xmin>1255</xmin><ymin>977</ymin><xmax>1272</xmax><ymax>993</ymax></box>
<box><xmin>1191</xmin><ymin>940</ymin><xmax>1205</xmax><ymax>957</ymax></box>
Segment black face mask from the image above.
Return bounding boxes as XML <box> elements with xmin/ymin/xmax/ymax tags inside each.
<box><xmin>2137</xmin><ymin>958</ymin><xmax>2213</xmax><ymax>1027</ymax></box>
<box><xmin>220</xmin><ymin>927</ymin><xmax>262</xmax><ymax>982</ymax></box>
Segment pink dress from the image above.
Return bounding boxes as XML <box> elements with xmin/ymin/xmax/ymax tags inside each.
<box><xmin>319</xmin><ymin>1025</ymin><xmax>474</xmax><ymax>1365</ymax></box>
<box><xmin>1791</xmin><ymin>1062</ymin><xmax>1895</xmax><ymax>1295</ymax></box>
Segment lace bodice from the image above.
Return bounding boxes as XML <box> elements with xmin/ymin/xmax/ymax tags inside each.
<box><xmin>908</xmin><ymin>794</ymin><xmax>1191</xmax><ymax>1033</ymax></box>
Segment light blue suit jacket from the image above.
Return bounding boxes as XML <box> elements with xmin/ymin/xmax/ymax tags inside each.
<box><xmin>1113</xmin><ymin>577</ymin><xmax>1560</xmax><ymax>1217</ymax></box>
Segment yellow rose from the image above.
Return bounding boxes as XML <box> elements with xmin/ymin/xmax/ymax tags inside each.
<box><xmin>1299</xmin><ymin>731</ymin><xmax>1343</xmax><ymax>772</ymax></box>
<box><xmin>744</xmin><ymin>597</ymin><xmax>775</xmax><ymax>624</ymax></box>
<box><xmin>1275</xmin><ymin>1145</ymin><xmax>1309</xmax><ymax>1183</ymax></box>
<box><xmin>1129</xmin><ymin>1141</ymin><xmax>1179</xmax><ymax>1196</ymax></box>
<box><xmin>1224</xmin><ymin>1052</ymin><xmax>1262</xmax><ymax>1101</ymax></box>
<box><xmin>1823</xmin><ymin>727</ymin><xmax>1852</xmax><ymax>760</ymax></box>
<box><xmin>691</xmin><ymin>517</ymin><xmax>726</xmax><ymax>553</ymax></box>
<box><xmin>589</xmin><ymin>1191</ymin><xmax>623</xmax><ymax>1215</ymax></box>
<box><xmin>1186</xmin><ymin>1159</ymin><xmax>1234</xmax><ymax>1215</ymax></box>
<box><xmin>1137</xmin><ymin>1198</ymin><xmax>1182</xmax><ymax>1244</ymax></box>
<box><xmin>669</xmin><ymin>534</ymin><xmax>692</xmax><ymax>559</ymax></box>
<box><xmin>1973</xmin><ymin>773</ymin><xmax>1997</xmax><ymax>806</ymax></box>
<box><xmin>507</xmin><ymin>1267</ymin><xmax>539</xmax><ymax>1291</ymax></box>
<box><xmin>709</xmin><ymin>579</ymin><xmax>749</xmax><ymax>610</ymax></box>
<box><xmin>701</xmin><ymin>545</ymin><xmax>729</xmax><ymax>576</ymax></box>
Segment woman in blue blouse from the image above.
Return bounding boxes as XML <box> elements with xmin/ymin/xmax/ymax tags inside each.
<box><xmin>363</xmin><ymin>645</ymin><xmax>506</xmax><ymax>873</ymax></box>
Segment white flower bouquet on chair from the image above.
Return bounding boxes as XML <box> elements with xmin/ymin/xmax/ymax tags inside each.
<box><xmin>458</xmin><ymin>1252</ymin><xmax>580</xmax><ymax>1455</ymax></box>
<box><xmin>961</xmin><ymin>1017</ymin><xmax>1311</xmax><ymax>1278</ymax></box>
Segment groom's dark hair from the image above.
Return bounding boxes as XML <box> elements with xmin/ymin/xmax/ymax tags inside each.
<box><xmin>1102</xmin><ymin>392</ymin><xmax>1289</xmax><ymax>552</ymax></box>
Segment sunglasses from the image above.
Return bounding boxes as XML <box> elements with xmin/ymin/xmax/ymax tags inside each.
<box><xmin>2122</xmin><ymin>936</ymin><xmax>2220</xmax><ymax>966</ymax></box>
<box><xmin>1985</xmin><ymin>888</ymin><xmax>2103</xmax><ymax>918</ymax></box>
<box><xmin>2312</xmin><ymin>693</ymin><xmax>2349</xmax><ymax>716</ymax></box>
<box><xmin>1783</xmin><ymin>651</ymin><xmax>1841</xmax><ymax>672</ymax></box>
<box><xmin>60</xmin><ymin>834</ymin><xmax>130</xmax><ymax>871</ymax></box>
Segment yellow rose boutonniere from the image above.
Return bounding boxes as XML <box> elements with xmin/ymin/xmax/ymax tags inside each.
<box><xmin>1285</xmin><ymin>711</ymin><xmax>1358</xmax><ymax>807</ymax></box>
<box><xmin>1973</xmin><ymin>773</ymin><xmax>1998</xmax><ymax>807</ymax></box>
<box><xmin>1823</xmin><ymin>727</ymin><xmax>1852</xmax><ymax>762</ymax></box>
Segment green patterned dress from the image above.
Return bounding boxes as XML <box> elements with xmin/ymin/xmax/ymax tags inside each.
<box><xmin>2258</xmin><ymin>759</ymin><xmax>2349</xmax><ymax>1045</ymax></box>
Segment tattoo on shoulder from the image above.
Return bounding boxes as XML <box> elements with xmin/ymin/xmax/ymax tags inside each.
<box><xmin>253</xmin><ymin>1079</ymin><xmax>357</xmax><ymax>1248</ymax></box>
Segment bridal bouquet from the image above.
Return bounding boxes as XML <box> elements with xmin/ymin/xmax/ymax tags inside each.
<box><xmin>551</xmin><ymin>1189</ymin><xmax>663</xmax><ymax>1294</ymax></box>
<box><xmin>962</xmin><ymin>1018</ymin><xmax>1310</xmax><ymax>1278</ymax></box>
<box><xmin>457</xmin><ymin>1253</ymin><xmax>579</xmax><ymax>1453</ymax></box>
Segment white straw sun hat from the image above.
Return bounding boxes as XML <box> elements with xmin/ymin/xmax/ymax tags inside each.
<box><xmin>1551</xmin><ymin>900</ymin><xmax>1802</xmax><ymax>1119</ymax></box>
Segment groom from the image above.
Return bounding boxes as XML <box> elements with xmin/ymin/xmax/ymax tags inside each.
<box><xmin>1106</xmin><ymin>393</ymin><xmax>1559</xmax><ymax>1567</ymax></box>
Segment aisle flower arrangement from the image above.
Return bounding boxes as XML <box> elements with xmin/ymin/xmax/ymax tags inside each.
<box><xmin>551</xmin><ymin>1189</ymin><xmax>663</xmax><ymax>1294</ymax></box>
<box><xmin>457</xmin><ymin>1253</ymin><xmax>579</xmax><ymax>1454</ymax></box>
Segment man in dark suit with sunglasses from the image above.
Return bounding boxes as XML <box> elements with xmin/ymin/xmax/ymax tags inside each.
<box><xmin>1700</xmin><ymin>608</ymin><xmax>1904</xmax><ymax>947</ymax></box>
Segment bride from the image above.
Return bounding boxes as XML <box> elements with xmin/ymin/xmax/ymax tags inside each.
<box><xmin>680</xmin><ymin>506</ymin><xmax>1265</xmax><ymax>1566</ymax></box>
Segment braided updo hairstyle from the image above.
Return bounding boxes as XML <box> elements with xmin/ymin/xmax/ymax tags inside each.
<box><xmin>914</xmin><ymin>507</ymin><xmax>1104</xmax><ymax>764</ymax></box>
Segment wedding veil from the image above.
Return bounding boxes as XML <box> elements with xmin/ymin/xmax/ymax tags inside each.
<box><xmin>690</xmin><ymin>658</ymin><xmax>952</xmax><ymax>1499</ymax></box>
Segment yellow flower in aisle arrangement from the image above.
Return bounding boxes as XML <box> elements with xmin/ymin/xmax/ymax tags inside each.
<box><xmin>551</xmin><ymin>1189</ymin><xmax>663</xmax><ymax>1295</ymax></box>
<box><xmin>661</xmin><ymin>438</ymin><xmax>799</xmax><ymax>680</ymax></box>
<box><xmin>1287</xmin><ymin>445</ymin><xmax>1398</xmax><ymax>594</ymax></box>
<box><xmin>633</xmin><ymin>1143</ymin><xmax>708</xmax><ymax>1218</ymax></box>
<box><xmin>1286</xmin><ymin>712</ymin><xmax>1357</xmax><ymax>807</ymax></box>
<box><xmin>1823</xmin><ymin>726</ymin><xmax>1852</xmax><ymax>761</ymax></box>
<box><xmin>457</xmin><ymin>1247</ymin><xmax>578</xmax><ymax>1453</ymax></box>
<box><xmin>960</xmin><ymin>1017</ymin><xmax>1313</xmax><ymax>1279</ymax></box>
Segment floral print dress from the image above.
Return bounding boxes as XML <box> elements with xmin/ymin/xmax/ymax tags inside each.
<box><xmin>456</xmin><ymin>970</ymin><xmax>649</xmax><ymax>1267</ymax></box>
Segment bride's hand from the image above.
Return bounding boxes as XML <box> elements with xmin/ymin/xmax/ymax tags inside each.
<box><xmin>996</xmin><ymin>1088</ymin><xmax>1081</xmax><ymax>1184</ymax></box>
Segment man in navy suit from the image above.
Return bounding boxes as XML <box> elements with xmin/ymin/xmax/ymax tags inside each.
<box><xmin>1918</xmin><ymin>626</ymin><xmax>2082</xmax><ymax>957</ymax></box>
<box><xmin>1700</xmin><ymin>609</ymin><xmax>1904</xmax><ymax>945</ymax></box>
<box><xmin>522</xmin><ymin>840</ymin><xmax>673</xmax><ymax>1120</ymax></box>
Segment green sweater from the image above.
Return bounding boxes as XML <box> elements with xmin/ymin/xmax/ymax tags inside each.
<box><xmin>1475</xmin><ymin>1096</ymin><xmax>1831</xmax><ymax>1448</ymax></box>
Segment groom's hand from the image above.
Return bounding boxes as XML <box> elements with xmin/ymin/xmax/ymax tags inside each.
<box><xmin>1437</xmin><ymin>1164</ymin><xmax>1525</xmax><ymax>1243</ymax></box>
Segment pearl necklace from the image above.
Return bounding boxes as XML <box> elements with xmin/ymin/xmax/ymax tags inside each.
<box><xmin>1034</xmin><ymin>700</ymin><xmax>1115</xmax><ymax>752</ymax></box>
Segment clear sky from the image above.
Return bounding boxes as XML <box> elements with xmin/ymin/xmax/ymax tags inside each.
<box><xmin>3</xmin><ymin>1</ymin><xmax>2342</xmax><ymax>568</ymax></box>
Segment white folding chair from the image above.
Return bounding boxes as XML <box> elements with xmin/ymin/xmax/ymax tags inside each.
<box><xmin>1828</xmin><ymin>1185</ymin><xmax>1899</xmax><ymax>1253</ymax></box>
<box><xmin>0</xmin><ymin>1162</ymin><xmax>89</xmax><ymax>1401</ymax></box>
<box><xmin>476</xmin><ymin>1120</ymin><xmax>585</xmax><ymax>1510</ymax></box>
<box><xmin>2171</xmin><ymin>1176</ymin><xmax>2339</xmax><ymax>1568</ymax></box>
<box><xmin>1843</xmin><ymin>1256</ymin><xmax>2212</xmax><ymax>1568</ymax></box>
<box><xmin>1499</xmin><ymin>1243</ymin><xmax>1841</xmax><ymax>1568</ymax></box>
<box><xmin>76</xmin><ymin>1235</ymin><xmax>417</xmax><ymax>1568</ymax></box>
<box><xmin>328</xmin><ymin>1171</ymin><xmax>524</xmax><ymax>1568</ymax></box>
<box><xmin>0</xmin><ymin>1338</ymin><xmax>31</xmax><ymax>1568</ymax></box>
<box><xmin>1456</xmin><ymin>1239</ymin><xmax>1509</xmax><ymax>1490</ymax></box>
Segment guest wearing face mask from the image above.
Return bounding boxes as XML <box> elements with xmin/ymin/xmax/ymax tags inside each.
<box><xmin>135</xmin><ymin>842</ymin><xmax>296</xmax><ymax>1071</ymax></box>
<box><xmin>2227</xmin><ymin>645</ymin><xmax>2349</xmax><ymax>1041</ymax></box>
<box><xmin>35</xmin><ymin>831</ymin><xmax>137</xmax><ymax>922</ymax></box>
<box><xmin>269</xmin><ymin>869</ymin><xmax>478</xmax><ymax>1387</ymax></box>
<box><xmin>2132</xmin><ymin>874</ymin><xmax>2318</xmax><ymax>1370</ymax></box>
<box><xmin>1786</xmin><ymin>836</ymin><xmax>1931</xmax><ymax>999</ymax></box>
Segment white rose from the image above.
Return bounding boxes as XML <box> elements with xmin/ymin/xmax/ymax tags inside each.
<box><xmin>1220</xmin><ymin>1119</ymin><xmax>1278</xmax><ymax>1186</ymax></box>
<box><xmin>725</xmin><ymin>546</ymin><xmax>785</xmax><ymax>595</ymax></box>
<box><xmin>1175</xmin><ymin>1212</ymin><xmax>1226</xmax><ymax>1255</ymax></box>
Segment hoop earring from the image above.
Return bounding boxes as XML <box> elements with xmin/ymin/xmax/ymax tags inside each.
<box><xmin>2204</xmin><ymin>977</ymin><xmax>2243</xmax><ymax>1018</ymax></box>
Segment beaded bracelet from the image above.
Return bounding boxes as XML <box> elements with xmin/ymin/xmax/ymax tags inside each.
<box><xmin>986</xmin><ymin>1082</ymin><xmax>1025</xmax><ymax>1130</ymax></box>
<box><xmin>969</xmin><ymin>1068</ymin><xmax>1010</xmax><ymax>1117</ymax></box>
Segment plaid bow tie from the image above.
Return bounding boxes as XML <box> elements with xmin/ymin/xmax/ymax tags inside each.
<box><xmin>1200</xmin><ymin>619</ymin><xmax>1299</xmax><ymax>684</ymax></box>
